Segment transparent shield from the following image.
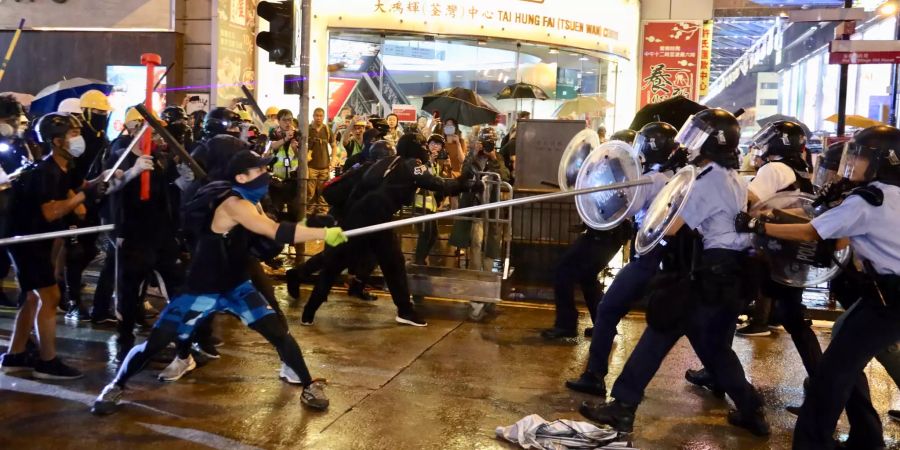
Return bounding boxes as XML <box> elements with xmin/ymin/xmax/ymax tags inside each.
<box><xmin>634</xmin><ymin>165</ymin><xmax>697</xmax><ymax>255</ymax></box>
<box><xmin>674</xmin><ymin>115</ymin><xmax>711</xmax><ymax>151</ymax></box>
<box><xmin>558</xmin><ymin>129</ymin><xmax>601</xmax><ymax>191</ymax></box>
<box><xmin>574</xmin><ymin>140</ymin><xmax>643</xmax><ymax>230</ymax></box>
<box><xmin>750</xmin><ymin>191</ymin><xmax>850</xmax><ymax>287</ymax></box>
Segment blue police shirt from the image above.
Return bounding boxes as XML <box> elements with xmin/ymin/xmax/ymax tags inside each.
<box><xmin>679</xmin><ymin>162</ymin><xmax>751</xmax><ymax>251</ymax></box>
<box><xmin>630</xmin><ymin>170</ymin><xmax>671</xmax><ymax>228</ymax></box>
<box><xmin>810</xmin><ymin>181</ymin><xmax>900</xmax><ymax>275</ymax></box>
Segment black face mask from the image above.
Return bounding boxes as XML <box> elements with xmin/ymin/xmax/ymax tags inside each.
<box><xmin>87</xmin><ymin>112</ymin><xmax>109</xmax><ymax>137</ymax></box>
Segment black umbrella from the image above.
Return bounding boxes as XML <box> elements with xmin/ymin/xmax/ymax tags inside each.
<box><xmin>630</xmin><ymin>95</ymin><xmax>707</xmax><ymax>131</ymax></box>
<box><xmin>421</xmin><ymin>87</ymin><xmax>501</xmax><ymax>127</ymax></box>
<box><xmin>757</xmin><ymin>114</ymin><xmax>812</xmax><ymax>137</ymax></box>
<box><xmin>495</xmin><ymin>82</ymin><xmax>549</xmax><ymax>100</ymax></box>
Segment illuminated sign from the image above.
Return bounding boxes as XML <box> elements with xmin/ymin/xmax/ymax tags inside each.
<box><xmin>639</xmin><ymin>21</ymin><xmax>703</xmax><ymax>107</ymax></box>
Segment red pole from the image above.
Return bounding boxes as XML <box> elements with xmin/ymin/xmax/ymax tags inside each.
<box><xmin>139</xmin><ymin>53</ymin><xmax>162</xmax><ymax>201</ymax></box>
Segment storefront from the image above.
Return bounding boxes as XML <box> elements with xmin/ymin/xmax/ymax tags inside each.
<box><xmin>256</xmin><ymin>0</ymin><xmax>640</xmax><ymax>132</ymax></box>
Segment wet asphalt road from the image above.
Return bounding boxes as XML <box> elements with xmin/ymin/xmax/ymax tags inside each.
<box><xmin>0</xmin><ymin>283</ymin><xmax>897</xmax><ymax>450</ymax></box>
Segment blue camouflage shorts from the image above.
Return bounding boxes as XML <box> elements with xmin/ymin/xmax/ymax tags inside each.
<box><xmin>156</xmin><ymin>280</ymin><xmax>276</xmax><ymax>340</ymax></box>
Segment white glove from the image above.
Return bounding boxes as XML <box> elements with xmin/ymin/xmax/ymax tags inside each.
<box><xmin>176</xmin><ymin>163</ymin><xmax>195</xmax><ymax>182</ymax></box>
<box><xmin>125</xmin><ymin>155</ymin><xmax>154</xmax><ymax>181</ymax></box>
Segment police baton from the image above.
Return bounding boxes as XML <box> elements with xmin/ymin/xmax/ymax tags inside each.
<box><xmin>133</xmin><ymin>103</ymin><xmax>206</xmax><ymax>181</ymax></box>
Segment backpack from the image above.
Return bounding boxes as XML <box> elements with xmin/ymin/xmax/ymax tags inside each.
<box><xmin>321</xmin><ymin>161</ymin><xmax>373</xmax><ymax>210</ymax></box>
<box><xmin>181</xmin><ymin>180</ymin><xmax>235</xmax><ymax>242</ymax></box>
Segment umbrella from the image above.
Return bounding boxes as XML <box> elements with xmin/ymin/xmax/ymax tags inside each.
<box><xmin>421</xmin><ymin>87</ymin><xmax>500</xmax><ymax>127</ymax></box>
<box><xmin>553</xmin><ymin>95</ymin><xmax>614</xmax><ymax>118</ymax></box>
<box><xmin>757</xmin><ymin>114</ymin><xmax>811</xmax><ymax>137</ymax></box>
<box><xmin>0</xmin><ymin>92</ymin><xmax>35</xmax><ymax>110</ymax></box>
<box><xmin>630</xmin><ymin>95</ymin><xmax>706</xmax><ymax>131</ymax></box>
<box><xmin>496</xmin><ymin>83</ymin><xmax>549</xmax><ymax>100</ymax></box>
<box><xmin>824</xmin><ymin>114</ymin><xmax>883</xmax><ymax>129</ymax></box>
<box><xmin>30</xmin><ymin>78</ymin><xmax>113</xmax><ymax>115</ymax></box>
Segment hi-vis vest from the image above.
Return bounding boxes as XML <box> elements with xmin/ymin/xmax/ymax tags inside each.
<box><xmin>413</xmin><ymin>162</ymin><xmax>438</xmax><ymax>211</ymax></box>
<box><xmin>272</xmin><ymin>146</ymin><xmax>299</xmax><ymax>180</ymax></box>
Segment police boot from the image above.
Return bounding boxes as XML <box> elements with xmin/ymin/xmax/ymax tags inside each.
<box><xmin>727</xmin><ymin>407</ymin><xmax>770</xmax><ymax>437</ymax></box>
<box><xmin>685</xmin><ymin>367</ymin><xmax>725</xmax><ymax>398</ymax></box>
<box><xmin>579</xmin><ymin>399</ymin><xmax>636</xmax><ymax>433</ymax></box>
<box><xmin>565</xmin><ymin>371</ymin><xmax>606</xmax><ymax>396</ymax></box>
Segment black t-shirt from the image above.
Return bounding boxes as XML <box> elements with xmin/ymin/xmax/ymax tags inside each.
<box><xmin>107</xmin><ymin>145</ymin><xmax>180</xmax><ymax>242</ymax></box>
<box><xmin>10</xmin><ymin>155</ymin><xmax>75</xmax><ymax>235</ymax></box>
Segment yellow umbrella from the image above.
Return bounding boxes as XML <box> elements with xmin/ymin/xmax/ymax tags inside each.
<box><xmin>554</xmin><ymin>95</ymin><xmax>615</xmax><ymax>118</ymax></box>
<box><xmin>824</xmin><ymin>114</ymin><xmax>883</xmax><ymax>129</ymax></box>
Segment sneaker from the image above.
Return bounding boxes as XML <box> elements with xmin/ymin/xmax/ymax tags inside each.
<box><xmin>889</xmin><ymin>410</ymin><xmax>900</xmax><ymax>422</ymax></box>
<box><xmin>158</xmin><ymin>355</ymin><xmax>196</xmax><ymax>382</ymax></box>
<box><xmin>301</xmin><ymin>308</ymin><xmax>316</xmax><ymax>326</ymax></box>
<box><xmin>193</xmin><ymin>342</ymin><xmax>220</xmax><ymax>359</ymax></box>
<box><xmin>727</xmin><ymin>407</ymin><xmax>771</xmax><ymax>437</ymax></box>
<box><xmin>685</xmin><ymin>368</ymin><xmax>725</xmax><ymax>398</ymax></box>
<box><xmin>301</xmin><ymin>379</ymin><xmax>329</xmax><ymax>410</ymax></box>
<box><xmin>91</xmin><ymin>383</ymin><xmax>124</xmax><ymax>416</ymax></box>
<box><xmin>736</xmin><ymin>322</ymin><xmax>771</xmax><ymax>337</ymax></box>
<box><xmin>579</xmin><ymin>399</ymin><xmax>636</xmax><ymax>433</ymax></box>
<box><xmin>0</xmin><ymin>352</ymin><xmax>35</xmax><ymax>374</ymax></box>
<box><xmin>65</xmin><ymin>307</ymin><xmax>91</xmax><ymax>323</ymax></box>
<box><xmin>395</xmin><ymin>310</ymin><xmax>427</xmax><ymax>327</ymax></box>
<box><xmin>33</xmin><ymin>357</ymin><xmax>84</xmax><ymax>380</ymax></box>
<box><xmin>279</xmin><ymin>363</ymin><xmax>303</xmax><ymax>385</ymax></box>
<box><xmin>540</xmin><ymin>327</ymin><xmax>577</xmax><ymax>339</ymax></box>
<box><xmin>565</xmin><ymin>371</ymin><xmax>606</xmax><ymax>396</ymax></box>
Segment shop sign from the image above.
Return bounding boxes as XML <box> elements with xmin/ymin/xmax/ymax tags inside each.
<box><xmin>703</xmin><ymin>21</ymin><xmax>782</xmax><ymax>102</ymax></box>
<box><xmin>392</xmin><ymin>104</ymin><xmax>418</xmax><ymax>122</ymax></box>
<box><xmin>698</xmin><ymin>20</ymin><xmax>714</xmax><ymax>98</ymax></box>
<box><xmin>829</xmin><ymin>40</ymin><xmax>900</xmax><ymax>64</ymax></box>
<box><xmin>327</xmin><ymin>78</ymin><xmax>359</xmax><ymax>120</ymax></box>
<box><xmin>213</xmin><ymin>0</ymin><xmax>258</xmax><ymax>105</ymax></box>
<box><xmin>639</xmin><ymin>21</ymin><xmax>703</xmax><ymax>107</ymax></box>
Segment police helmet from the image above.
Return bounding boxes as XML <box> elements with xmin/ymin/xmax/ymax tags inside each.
<box><xmin>369</xmin><ymin>140</ymin><xmax>396</xmax><ymax>160</ymax></box>
<box><xmin>161</xmin><ymin>105</ymin><xmax>189</xmax><ymax>124</ymax></box>
<box><xmin>749</xmin><ymin>120</ymin><xmax>807</xmax><ymax>161</ymax></box>
<box><xmin>813</xmin><ymin>142</ymin><xmax>846</xmax><ymax>190</ymax></box>
<box><xmin>609</xmin><ymin>129</ymin><xmax>637</xmax><ymax>145</ymax></box>
<box><xmin>838</xmin><ymin>125</ymin><xmax>900</xmax><ymax>187</ymax></box>
<box><xmin>397</xmin><ymin>133</ymin><xmax>429</xmax><ymax>161</ymax></box>
<box><xmin>203</xmin><ymin>107</ymin><xmax>241</xmax><ymax>138</ymax></box>
<box><xmin>634</xmin><ymin>122</ymin><xmax>677</xmax><ymax>168</ymax></box>
<box><xmin>675</xmin><ymin>108</ymin><xmax>741</xmax><ymax>169</ymax></box>
<box><xmin>36</xmin><ymin>112</ymin><xmax>81</xmax><ymax>145</ymax></box>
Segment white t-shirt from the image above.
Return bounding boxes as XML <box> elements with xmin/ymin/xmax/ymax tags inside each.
<box><xmin>749</xmin><ymin>161</ymin><xmax>797</xmax><ymax>204</ymax></box>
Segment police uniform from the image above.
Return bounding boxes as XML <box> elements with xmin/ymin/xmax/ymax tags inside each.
<box><xmin>794</xmin><ymin>181</ymin><xmax>900</xmax><ymax>449</ymax></box>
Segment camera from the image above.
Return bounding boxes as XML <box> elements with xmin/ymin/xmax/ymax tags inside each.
<box><xmin>437</xmin><ymin>149</ymin><xmax>450</xmax><ymax>160</ymax></box>
<box><xmin>188</xmin><ymin>95</ymin><xmax>201</xmax><ymax>102</ymax></box>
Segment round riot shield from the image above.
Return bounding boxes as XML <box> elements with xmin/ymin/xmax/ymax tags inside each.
<box><xmin>558</xmin><ymin>129</ymin><xmax>601</xmax><ymax>191</ymax></box>
<box><xmin>750</xmin><ymin>192</ymin><xmax>850</xmax><ymax>288</ymax></box>
<box><xmin>574</xmin><ymin>140</ymin><xmax>643</xmax><ymax>230</ymax></box>
<box><xmin>634</xmin><ymin>165</ymin><xmax>698</xmax><ymax>255</ymax></box>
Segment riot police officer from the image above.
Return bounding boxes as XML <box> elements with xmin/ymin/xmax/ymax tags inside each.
<box><xmin>737</xmin><ymin>125</ymin><xmax>900</xmax><ymax>449</ymax></box>
<box><xmin>565</xmin><ymin>121</ymin><xmax>681</xmax><ymax>394</ymax></box>
<box><xmin>581</xmin><ymin>109</ymin><xmax>770</xmax><ymax>437</ymax></box>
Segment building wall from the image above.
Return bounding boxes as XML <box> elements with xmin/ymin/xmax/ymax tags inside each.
<box><xmin>177</xmin><ymin>0</ymin><xmax>213</xmax><ymax>100</ymax></box>
<box><xmin>642</xmin><ymin>0</ymin><xmax>714</xmax><ymax>20</ymax></box>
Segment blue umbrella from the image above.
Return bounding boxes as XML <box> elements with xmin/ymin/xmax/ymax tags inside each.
<box><xmin>29</xmin><ymin>78</ymin><xmax>113</xmax><ymax>115</ymax></box>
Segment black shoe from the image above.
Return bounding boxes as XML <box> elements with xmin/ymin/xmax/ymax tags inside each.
<box><xmin>65</xmin><ymin>307</ymin><xmax>91</xmax><ymax>322</ymax></box>
<box><xmin>888</xmin><ymin>410</ymin><xmax>900</xmax><ymax>422</ymax></box>
<box><xmin>685</xmin><ymin>368</ymin><xmax>725</xmax><ymax>398</ymax></box>
<box><xmin>736</xmin><ymin>322</ymin><xmax>771</xmax><ymax>337</ymax></box>
<box><xmin>348</xmin><ymin>285</ymin><xmax>378</xmax><ymax>301</ymax></box>
<box><xmin>91</xmin><ymin>313</ymin><xmax>118</xmax><ymax>325</ymax></box>
<box><xmin>116</xmin><ymin>336</ymin><xmax>135</xmax><ymax>363</ymax></box>
<box><xmin>583</xmin><ymin>327</ymin><xmax>593</xmax><ymax>337</ymax></box>
<box><xmin>395</xmin><ymin>310</ymin><xmax>427</xmax><ymax>327</ymax></box>
<box><xmin>33</xmin><ymin>357</ymin><xmax>83</xmax><ymax>380</ymax></box>
<box><xmin>786</xmin><ymin>405</ymin><xmax>801</xmax><ymax>416</ymax></box>
<box><xmin>0</xmin><ymin>352</ymin><xmax>36</xmax><ymax>374</ymax></box>
<box><xmin>727</xmin><ymin>408</ymin><xmax>771</xmax><ymax>437</ymax></box>
<box><xmin>579</xmin><ymin>399</ymin><xmax>636</xmax><ymax>432</ymax></box>
<box><xmin>301</xmin><ymin>307</ymin><xmax>316</xmax><ymax>326</ymax></box>
<box><xmin>565</xmin><ymin>371</ymin><xmax>606</xmax><ymax>396</ymax></box>
<box><xmin>540</xmin><ymin>327</ymin><xmax>577</xmax><ymax>339</ymax></box>
<box><xmin>265</xmin><ymin>257</ymin><xmax>284</xmax><ymax>270</ymax></box>
<box><xmin>286</xmin><ymin>267</ymin><xmax>302</xmax><ymax>299</ymax></box>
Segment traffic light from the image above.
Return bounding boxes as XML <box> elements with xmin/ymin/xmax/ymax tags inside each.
<box><xmin>256</xmin><ymin>1</ymin><xmax>295</xmax><ymax>66</ymax></box>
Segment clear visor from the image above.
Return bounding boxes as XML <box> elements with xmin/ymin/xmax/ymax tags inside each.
<box><xmin>632</xmin><ymin>134</ymin><xmax>649</xmax><ymax>162</ymax></box>
<box><xmin>812</xmin><ymin>153</ymin><xmax>841</xmax><ymax>189</ymax></box>
<box><xmin>837</xmin><ymin>141</ymin><xmax>877</xmax><ymax>183</ymax></box>
<box><xmin>749</xmin><ymin>124</ymin><xmax>777</xmax><ymax>148</ymax></box>
<box><xmin>674</xmin><ymin>115</ymin><xmax>712</xmax><ymax>151</ymax></box>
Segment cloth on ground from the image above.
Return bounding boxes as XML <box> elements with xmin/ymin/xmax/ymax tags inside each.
<box><xmin>495</xmin><ymin>414</ymin><xmax>636</xmax><ymax>450</ymax></box>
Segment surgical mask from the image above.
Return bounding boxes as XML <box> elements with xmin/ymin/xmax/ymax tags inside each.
<box><xmin>67</xmin><ymin>135</ymin><xmax>86</xmax><ymax>158</ymax></box>
<box><xmin>444</xmin><ymin>126</ymin><xmax>455</xmax><ymax>135</ymax></box>
<box><xmin>233</xmin><ymin>172</ymin><xmax>271</xmax><ymax>204</ymax></box>
<box><xmin>0</xmin><ymin>123</ymin><xmax>14</xmax><ymax>137</ymax></box>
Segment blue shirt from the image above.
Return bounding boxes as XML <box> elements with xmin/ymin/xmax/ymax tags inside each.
<box><xmin>630</xmin><ymin>170</ymin><xmax>672</xmax><ymax>228</ymax></box>
<box><xmin>811</xmin><ymin>181</ymin><xmax>900</xmax><ymax>275</ymax></box>
<box><xmin>679</xmin><ymin>162</ymin><xmax>751</xmax><ymax>251</ymax></box>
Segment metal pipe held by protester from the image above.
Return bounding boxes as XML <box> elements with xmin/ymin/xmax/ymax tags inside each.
<box><xmin>342</xmin><ymin>178</ymin><xmax>652</xmax><ymax>238</ymax></box>
<box><xmin>240</xmin><ymin>84</ymin><xmax>268</xmax><ymax>130</ymax></box>
<box><xmin>133</xmin><ymin>103</ymin><xmax>207</xmax><ymax>180</ymax></box>
<box><xmin>104</xmin><ymin>124</ymin><xmax>150</xmax><ymax>183</ymax></box>
<box><xmin>0</xmin><ymin>224</ymin><xmax>115</xmax><ymax>247</ymax></box>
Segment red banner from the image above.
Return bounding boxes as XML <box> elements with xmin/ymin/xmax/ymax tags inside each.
<box><xmin>327</xmin><ymin>77</ymin><xmax>358</xmax><ymax>120</ymax></box>
<box><xmin>639</xmin><ymin>21</ymin><xmax>703</xmax><ymax>108</ymax></box>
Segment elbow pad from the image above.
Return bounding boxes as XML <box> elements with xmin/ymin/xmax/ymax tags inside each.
<box><xmin>275</xmin><ymin>221</ymin><xmax>297</xmax><ymax>245</ymax></box>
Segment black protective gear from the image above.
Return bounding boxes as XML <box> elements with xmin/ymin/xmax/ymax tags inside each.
<box><xmin>368</xmin><ymin>139</ymin><xmax>395</xmax><ymax>160</ymax></box>
<box><xmin>203</xmin><ymin>107</ymin><xmax>241</xmax><ymax>138</ymax></box>
<box><xmin>751</xmin><ymin>120</ymin><xmax>808</xmax><ymax>160</ymax></box>
<box><xmin>678</xmin><ymin>108</ymin><xmax>741</xmax><ymax>169</ymax></box>
<box><xmin>369</xmin><ymin>117</ymin><xmax>390</xmax><ymax>137</ymax></box>
<box><xmin>609</xmin><ymin>129</ymin><xmax>637</xmax><ymax>145</ymax></box>
<box><xmin>635</xmin><ymin>122</ymin><xmax>678</xmax><ymax>168</ymax></box>
<box><xmin>841</xmin><ymin>125</ymin><xmax>900</xmax><ymax>187</ymax></box>
<box><xmin>849</xmin><ymin>185</ymin><xmax>884</xmax><ymax>207</ymax></box>
<box><xmin>659</xmin><ymin>147</ymin><xmax>688</xmax><ymax>173</ymax></box>
<box><xmin>396</xmin><ymin>133</ymin><xmax>430</xmax><ymax>162</ymax></box>
<box><xmin>36</xmin><ymin>113</ymin><xmax>81</xmax><ymax>145</ymax></box>
<box><xmin>161</xmin><ymin>105</ymin><xmax>189</xmax><ymax>124</ymax></box>
<box><xmin>734</xmin><ymin>212</ymin><xmax>765</xmax><ymax>235</ymax></box>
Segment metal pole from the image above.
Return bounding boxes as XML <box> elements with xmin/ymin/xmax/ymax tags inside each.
<box><xmin>297</xmin><ymin>0</ymin><xmax>311</xmax><ymax>222</ymax></box>
<box><xmin>104</xmin><ymin>124</ymin><xmax>150</xmax><ymax>183</ymax></box>
<box><xmin>836</xmin><ymin>0</ymin><xmax>853</xmax><ymax>136</ymax></box>
<box><xmin>0</xmin><ymin>19</ymin><xmax>25</xmax><ymax>84</ymax></box>
<box><xmin>343</xmin><ymin>178</ymin><xmax>652</xmax><ymax>238</ymax></box>
<box><xmin>0</xmin><ymin>225</ymin><xmax>115</xmax><ymax>247</ymax></box>
<box><xmin>890</xmin><ymin>10</ymin><xmax>900</xmax><ymax>127</ymax></box>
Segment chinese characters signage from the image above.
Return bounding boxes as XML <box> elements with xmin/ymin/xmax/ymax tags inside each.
<box><xmin>214</xmin><ymin>0</ymin><xmax>258</xmax><ymax>104</ymax></box>
<box><xmin>639</xmin><ymin>21</ymin><xmax>703</xmax><ymax>108</ymax></box>
<box><xmin>698</xmin><ymin>20</ymin><xmax>713</xmax><ymax>98</ymax></box>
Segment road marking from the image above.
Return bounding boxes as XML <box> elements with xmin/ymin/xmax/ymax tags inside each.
<box><xmin>137</xmin><ymin>422</ymin><xmax>262</xmax><ymax>450</ymax></box>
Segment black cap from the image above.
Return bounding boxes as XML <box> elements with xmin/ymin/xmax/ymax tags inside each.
<box><xmin>226</xmin><ymin>150</ymin><xmax>274</xmax><ymax>179</ymax></box>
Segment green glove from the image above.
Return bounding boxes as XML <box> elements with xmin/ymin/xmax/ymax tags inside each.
<box><xmin>324</xmin><ymin>227</ymin><xmax>348</xmax><ymax>247</ymax></box>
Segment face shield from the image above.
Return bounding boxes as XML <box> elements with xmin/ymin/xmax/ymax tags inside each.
<box><xmin>837</xmin><ymin>140</ymin><xmax>880</xmax><ymax>184</ymax></box>
<box><xmin>812</xmin><ymin>151</ymin><xmax>842</xmax><ymax>189</ymax></box>
<box><xmin>632</xmin><ymin>134</ymin><xmax>651</xmax><ymax>163</ymax></box>
<box><xmin>674</xmin><ymin>114</ymin><xmax>712</xmax><ymax>162</ymax></box>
